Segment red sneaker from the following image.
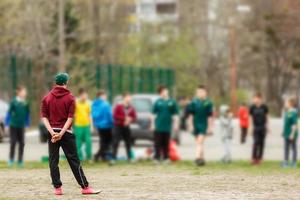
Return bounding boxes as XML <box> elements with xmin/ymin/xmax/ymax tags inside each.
<box><xmin>82</xmin><ymin>187</ymin><xmax>101</xmax><ymax>195</ymax></box>
<box><xmin>54</xmin><ymin>187</ymin><xmax>63</xmax><ymax>195</ymax></box>
<box><xmin>251</xmin><ymin>159</ymin><xmax>258</xmax><ymax>165</ymax></box>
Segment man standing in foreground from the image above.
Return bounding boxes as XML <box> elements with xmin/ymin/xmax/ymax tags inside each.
<box><xmin>249</xmin><ymin>92</ymin><xmax>269</xmax><ymax>165</ymax></box>
<box><xmin>41</xmin><ymin>73</ymin><xmax>100</xmax><ymax>195</ymax></box>
<box><xmin>188</xmin><ymin>85</ymin><xmax>214</xmax><ymax>166</ymax></box>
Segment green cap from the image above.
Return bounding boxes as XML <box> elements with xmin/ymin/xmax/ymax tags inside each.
<box><xmin>55</xmin><ymin>73</ymin><xmax>69</xmax><ymax>85</ymax></box>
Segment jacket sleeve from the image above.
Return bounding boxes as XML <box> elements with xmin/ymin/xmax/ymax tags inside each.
<box><xmin>113</xmin><ymin>105</ymin><xmax>125</xmax><ymax>121</ymax></box>
<box><xmin>25</xmin><ymin>103</ymin><xmax>30</xmax><ymax>127</ymax></box>
<box><xmin>5</xmin><ymin>101</ymin><xmax>13</xmax><ymax>126</ymax></box>
<box><xmin>41</xmin><ymin>97</ymin><xmax>49</xmax><ymax>118</ymax></box>
<box><xmin>106</xmin><ymin>103</ymin><xmax>114</xmax><ymax>125</ymax></box>
<box><xmin>131</xmin><ymin>107</ymin><xmax>137</xmax><ymax>122</ymax></box>
<box><xmin>68</xmin><ymin>97</ymin><xmax>76</xmax><ymax>118</ymax></box>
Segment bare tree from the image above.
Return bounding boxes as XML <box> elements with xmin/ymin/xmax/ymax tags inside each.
<box><xmin>58</xmin><ymin>0</ymin><xmax>66</xmax><ymax>72</ymax></box>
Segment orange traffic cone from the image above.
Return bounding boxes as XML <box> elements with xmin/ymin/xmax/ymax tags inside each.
<box><xmin>169</xmin><ymin>140</ymin><xmax>180</xmax><ymax>161</ymax></box>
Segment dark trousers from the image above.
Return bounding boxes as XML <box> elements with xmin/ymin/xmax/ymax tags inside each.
<box><xmin>48</xmin><ymin>132</ymin><xmax>89</xmax><ymax>189</ymax></box>
<box><xmin>284</xmin><ymin>139</ymin><xmax>297</xmax><ymax>163</ymax></box>
<box><xmin>252</xmin><ymin>127</ymin><xmax>266</xmax><ymax>160</ymax></box>
<box><xmin>9</xmin><ymin>127</ymin><xmax>25</xmax><ymax>162</ymax></box>
<box><xmin>95</xmin><ymin>128</ymin><xmax>112</xmax><ymax>161</ymax></box>
<box><xmin>112</xmin><ymin>126</ymin><xmax>132</xmax><ymax>160</ymax></box>
<box><xmin>240</xmin><ymin>127</ymin><xmax>248</xmax><ymax>144</ymax></box>
<box><xmin>154</xmin><ymin>131</ymin><xmax>170</xmax><ymax>161</ymax></box>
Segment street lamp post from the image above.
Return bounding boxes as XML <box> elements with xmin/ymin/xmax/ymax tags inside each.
<box><xmin>229</xmin><ymin>3</ymin><xmax>251</xmax><ymax>114</ymax></box>
<box><xmin>229</xmin><ymin>21</ymin><xmax>237</xmax><ymax>114</ymax></box>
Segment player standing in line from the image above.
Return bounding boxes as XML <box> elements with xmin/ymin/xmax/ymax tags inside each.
<box><xmin>249</xmin><ymin>92</ymin><xmax>269</xmax><ymax>165</ymax></box>
<box><xmin>282</xmin><ymin>97</ymin><xmax>298</xmax><ymax>168</ymax></box>
<box><xmin>187</xmin><ymin>85</ymin><xmax>214</xmax><ymax>166</ymax></box>
<box><xmin>74</xmin><ymin>88</ymin><xmax>92</xmax><ymax>162</ymax></box>
<box><xmin>5</xmin><ymin>85</ymin><xmax>30</xmax><ymax>168</ymax></box>
<box><xmin>151</xmin><ymin>85</ymin><xmax>179</xmax><ymax>164</ymax></box>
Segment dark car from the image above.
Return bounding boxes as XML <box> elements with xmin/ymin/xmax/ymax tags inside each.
<box><xmin>113</xmin><ymin>94</ymin><xmax>181</xmax><ymax>145</ymax></box>
<box><xmin>0</xmin><ymin>99</ymin><xmax>9</xmax><ymax>142</ymax></box>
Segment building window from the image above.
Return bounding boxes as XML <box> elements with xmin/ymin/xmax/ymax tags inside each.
<box><xmin>156</xmin><ymin>3</ymin><xmax>176</xmax><ymax>14</ymax></box>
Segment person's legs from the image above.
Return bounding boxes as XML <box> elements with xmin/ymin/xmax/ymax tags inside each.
<box><xmin>98</xmin><ymin>129</ymin><xmax>113</xmax><ymax>160</ymax></box>
<box><xmin>61</xmin><ymin>133</ymin><xmax>89</xmax><ymax>188</ymax></box>
<box><xmin>241</xmin><ymin>127</ymin><xmax>247</xmax><ymax>144</ymax></box>
<box><xmin>17</xmin><ymin>128</ymin><xmax>25</xmax><ymax>163</ymax></box>
<box><xmin>162</xmin><ymin>133</ymin><xmax>170</xmax><ymax>160</ymax></box>
<box><xmin>196</xmin><ymin>134</ymin><xmax>205</xmax><ymax>160</ymax></box>
<box><xmin>258</xmin><ymin>129</ymin><xmax>266</xmax><ymax>160</ymax></box>
<box><xmin>112</xmin><ymin>126</ymin><xmax>122</xmax><ymax>160</ymax></box>
<box><xmin>291</xmin><ymin>139</ymin><xmax>297</xmax><ymax>165</ymax></box>
<box><xmin>154</xmin><ymin>131</ymin><xmax>162</xmax><ymax>160</ymax></box>
<box><xmin>106</xmin><ymin>129</ymin><xmax>113</xmax><ymax>156</ymax></box>
<box><xmin>94</xmin><ymin>129</ymin><xmax>102</xmax><ymax>161</ymax></box>
<box><xmin>9</xmin><ymin>127</ymin><xmax>17</xmax><ymax>162</ymax></box>
<box><xmin>75</xmin><ymin>126</ymin><xmax>84</xmax><ymax>161</ymax></box>
<box><xmin>123</xmin><ymin>127</ymin><xmax>132</xmax><ymax>160</ymax></box>
<box><xmin>252</xmin><ymin>128</ymin><xmax>259</xmax><ymax>161</ymax></box>
<box><xmin>48</xmin><ymin>133</ymin><xmax>62</xmax><ymax>188</ymax></box>
<box><xmin>222</xmin><ymin>137</ymin><xmax>230</xmax><ymax>163</ymax></box>
<box><xmin>284</xmin><ymin>139</ymin><xmax>290</xmax><ymax>163</ymax></box>
<box><xmin>83</xmin><ymin>126</ymin><xmax>92</xmax><ymax>161</ymax></box>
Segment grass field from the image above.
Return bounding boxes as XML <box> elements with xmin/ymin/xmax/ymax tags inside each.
<box><xmin>0</xmin><ymin>161</ymin><xmax>300</xmax><ymax>200</ymax></box>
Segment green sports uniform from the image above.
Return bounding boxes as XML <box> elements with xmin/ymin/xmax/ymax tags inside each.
<box><xmin>188</xmin><ymin>98</ymin><xmax>213</xmax><ymax>136</ymax></box>
<box><xmin>283</xmin><ymin>109</ymin><xmax>298</xmax><ymax>139</ymax></box>
<box><xmin>152</xmin><ymin>98</ymin><xmax>179</xmax><ymax>133</ymax></box>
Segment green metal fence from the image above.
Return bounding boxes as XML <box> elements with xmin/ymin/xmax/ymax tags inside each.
<box><xmin>94</xmin><ymin>64</ymin><xmax>175</xmax><ymax>101</ymax></box>
<box><xmin>0</xmin><ymin>55</ymin><xmax>175</xmax><ymax>123</ymax></box>
<box><xmin>0</xmin><ymin>55</ymin><xmax>33</xmax><ymax>100</ymax></box>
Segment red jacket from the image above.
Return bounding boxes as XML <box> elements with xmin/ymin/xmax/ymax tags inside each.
<box><xmin>238</xmin><ymin>106</ymin><xmax>249</xmax><ymax>128</ymax></box>
<box><xmin>113</xmin><ymin>103</ymin><xmax>137</xmax><ymax>127</ymax></box>
<box><xmin>41</xmin><ymin>86</ymin><xmax>75</xmax><ymax>131</ymax></box>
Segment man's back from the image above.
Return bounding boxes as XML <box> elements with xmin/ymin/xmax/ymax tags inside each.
<box><xmin>41</xmin><ymin>86</ymin><xmax>75</xmax><ymax>130</ymax></box>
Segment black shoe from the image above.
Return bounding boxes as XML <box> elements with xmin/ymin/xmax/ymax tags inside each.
<box><xmin>195</xmin><ymin>158</ymin><xmax>205</xmax><ymax>166</ymax></box>
<box><xmin>94</xmin><ymin>155</ymin><xmax>100</xmax><ymax>163</ymax></box>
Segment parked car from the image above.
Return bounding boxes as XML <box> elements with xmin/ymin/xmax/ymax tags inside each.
<box><xmin>0</xmin><ymin>99</ymin><xmax>9</xmax><ymax>142</ymax></box>
<box><xmin>113</xmin><ymin>94</ymin><xmax>182</xmax><ymax>145</ymax></box>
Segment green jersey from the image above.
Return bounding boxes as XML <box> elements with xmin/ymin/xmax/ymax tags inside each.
<box><xmin>7</xmin><ymin>97</ymin><xmax>30</xmax><ymax>128</ymax></box>
<box><xmin>188</xmin><ymin>98</ymin><xmax>213</xmax><ymax>135</ymax></box>
<box><xmin>152</xmin><ymin>98</ymin><xmax>179</xmax><ymax>133</ymax></box>
<box><xmin>283</xmin><ymin>108</ymin><xmax>298</xmax><ymax>139</ymax></box>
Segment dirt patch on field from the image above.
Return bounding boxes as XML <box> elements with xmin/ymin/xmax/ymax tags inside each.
<box><xmin>0</xmin><ymin>164</ymin><xmax>300</xmax><ymax>200</ymax></box>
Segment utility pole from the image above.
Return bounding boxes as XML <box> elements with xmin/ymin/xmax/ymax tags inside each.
<box><xmin>229</xmin><ymin>22</ymin><xmax>237</xmax><ymax>114</ymax></box>
<box><xmin>58</xmin><ymin>0</ymin><xmax>66</xmax><ymax>72</ymax></box>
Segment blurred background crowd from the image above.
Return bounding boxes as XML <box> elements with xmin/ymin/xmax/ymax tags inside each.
<box><xmin>0</xmin><ymin>0</ymin><xmax>300</xmax><ymax>167</ymax></box>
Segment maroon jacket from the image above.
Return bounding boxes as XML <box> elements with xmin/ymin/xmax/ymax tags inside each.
<box><xmin>113</xmin><ymin>103</ymin><xmax>137</xmax><ymax>127</ymax></box>
<box><xmin>41</xmin><ymin>86</ymin><xmax>75</xmax><ymax>131</ymax></box>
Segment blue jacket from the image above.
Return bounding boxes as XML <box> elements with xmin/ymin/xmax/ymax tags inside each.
<box><xmin>92</xmin><ymin>98</ymin><xmax>113</xmax><ymax>129</ymax></box>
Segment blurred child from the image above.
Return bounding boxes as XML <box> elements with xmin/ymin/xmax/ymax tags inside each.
<box><xmin>219</xmin><ymin>105</ymin><xmax>234</xmax><ymax>164</ymax></box>
<box><xmin>92</xmin><ymin>90</ymin><xmax>114</xmax><ymax>162</ymax></box>
<box><xmin>112</xmin><ymin>92</ymin><xmax>137</xmax><ymax>164</ymax></box>
<box><xmin>74</xmin><ymin>88</ymin><xmax>92</xmax><ymax>161</ymax></box>
<box><xmin>238</xmin><ymin>103</ymin><xmax>249</xmax><ymax>144</ymax></box>
<box><xmin>5</xmin><ymin>85</ymin><xmax>30</xmax><ymax>167</ymax></box>
<box><xmin>187</xmin><ymin>85</ymin><xmax>214</xmax><ymax>166</ymax></box>
<box><xmin>249</xmin><ymin>92</ymin><xmax>269</xmax><ymax>165</ymax></box>
<box><xmin>282</xmin><ymin>97</ymin><xmax>298</xmax><ymax>168</ymax></box>
<box><xmin>151</xmin><ymin>86</ymin><xmax>179</xmax><ymax>163</ymax></box>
